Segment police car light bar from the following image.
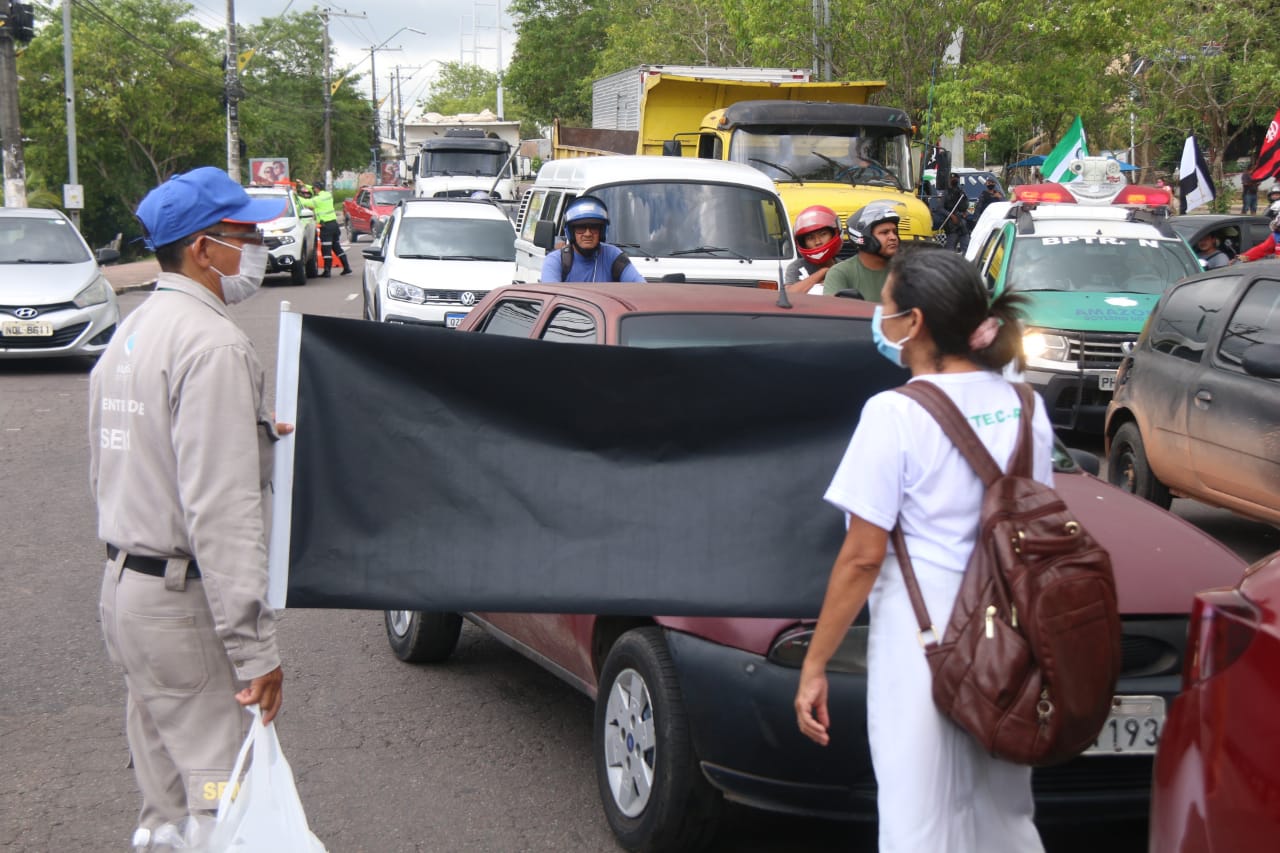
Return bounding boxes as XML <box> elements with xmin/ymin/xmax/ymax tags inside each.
<box><xmin>1011</xmin><ymin>184</ymin><xmax>1077</xmax><ymax>203</ymax></box>
<box><xmin>1113</xmin><ymin>185</ymin><xmax>1172</xmax><ymax>207</ymax></box>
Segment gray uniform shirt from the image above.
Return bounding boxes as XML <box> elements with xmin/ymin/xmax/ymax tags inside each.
<box><xmin>89</xmin><ymin>273</ymin><xmax>280</xmax><ymax>681</ymax></box>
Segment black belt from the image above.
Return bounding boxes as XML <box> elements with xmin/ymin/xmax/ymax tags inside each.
<box><xmin>106</xmin><ymin>544</ymin><xmax>201</xmax><ymax>579</ymax></box>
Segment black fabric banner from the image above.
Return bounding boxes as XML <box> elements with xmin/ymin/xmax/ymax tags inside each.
<box><xmin>285</xmin><ymin>315</ymin><xmax>906</xmax><ymax>617</ymax></box>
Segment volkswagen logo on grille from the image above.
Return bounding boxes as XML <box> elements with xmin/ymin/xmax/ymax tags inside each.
<box><xmin>14</xmin><ymin>307</ymin><xmax>39</xmax><ymax>320</ymax></box>
<box><xmin>460</xmin><ymin>291</ymin><xmax>477</xmax><ymax>306</ymax></box>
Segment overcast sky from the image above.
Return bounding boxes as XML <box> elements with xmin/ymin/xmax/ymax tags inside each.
<box><xmin>187</xmin><ymin>0</ymin><xmax>515</xmax><ymax>116</ymax></box>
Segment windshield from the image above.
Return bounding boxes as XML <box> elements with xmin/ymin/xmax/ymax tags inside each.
<box><xmin>393</xmin><ymin>217</ymin><xmax>516</xmax><ymax>261</ymax></box>
<box><xmin>729</xmin><ymin>128</ymin><xmax>911</xmax><ymax>189</ymax></box>
<box><xmin>592</xmin><ymin>182</ymin><xmax>791</xmax><ymax>260</ymax></box>
<box><xmin>1007</xmin><ymin>237</ymin><xmax>1200</xmax><ymax>294</ymax></box>
<box><xmin>620</xmin><ymin>314</ymin><xmax>865</xmax><ymax>347</ymax></box>
<box><xmin>247</xmin><ymin>191</ymin><xmax>294</xmax><ymax>218</ymax></box>
<box><xmin>419</xmin><ymin>150</ymin><xmax>507</xmax><ymax>178</ymax></box>
<box><xmin>373</xmin><ymin>189</ymin><xmax>413</xmax><ymax>206</ymax></box>
<box><xmin>0</xmin><ymin>217</ymin><xmax>91</xmax><ymax>264</ymax></box>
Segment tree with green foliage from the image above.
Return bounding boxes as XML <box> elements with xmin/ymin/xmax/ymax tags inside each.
<box><xmin>505</xmin><ymin>0</ymin><xmax>612</xmax><ymax>126</ymax></box>
<box><xmin>419</xmin><ymin>61</ymin><xmax>538</xmax><ymax>138</ymax></box>
<box><xmin>237</xmin><ymin>12</ymin><xmax>374</xmax><ymax>184</ymax></box>
<box><xmin>18</xmin><ymin>0</ymin><xmax>224</xmax><ymax>247</ymax></box>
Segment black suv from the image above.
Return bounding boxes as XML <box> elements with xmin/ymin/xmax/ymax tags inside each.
<box><xmin>1104</xmin><ymin>267</ymin><xmax>1280</xmax><ymax>525</ymax></box>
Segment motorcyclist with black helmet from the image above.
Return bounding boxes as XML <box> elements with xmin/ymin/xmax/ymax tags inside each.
<box><xmin>822</xmin><ymin>202</ymin><xmax>902</xmax><ymax>300</ymax></box>
<box><xmin>784</xmin><ymin>205</ymin><xmax>843</xmax><ymax>295</ymax></box>
<box><xmin>540</xmin><ymin>195</ymin><xmax>644</xmax><ymax>283</ymax></box>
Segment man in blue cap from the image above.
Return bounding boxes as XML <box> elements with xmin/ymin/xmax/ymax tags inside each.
<box><xmin>89</xmin><ymin>167</ymin><xmax>289</xmax><ymax>850</ymax></box>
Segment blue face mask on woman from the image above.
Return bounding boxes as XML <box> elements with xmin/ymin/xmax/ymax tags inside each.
<box><xmin>870</xmin><ymin>305</ymin><xmax>912</xmax><ymax>367</ymax></box>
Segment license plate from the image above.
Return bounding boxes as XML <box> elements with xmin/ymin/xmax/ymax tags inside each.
<box><xmin>2</xmin><ymin>320</ymin><xmax>54</xmax><ymax>337</ymax></box>
<box><xmin>1098</xmin><ymin>373</ymin><xmax>1116</xmax><ymax>391</ymax></box>
<box><xmin>445</xmin><ymin>312</ymin><xmax>466</xmax><ymax>329</ymax></box>
<box><xmin>1085</xmin><ymin>695</ymin><xmax>1164</xmax><ymax>755</ymax></box>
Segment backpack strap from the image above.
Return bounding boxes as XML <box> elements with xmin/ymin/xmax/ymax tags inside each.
<box><xmin>611</xmin><ymin>251</ymin><xmax>632</xmax><ymax>282</ymax></box>
<box><xmin>894</xmin><ymin>380</ymin><xmax>1036</xmax><ymax>485</ymax></box>
<box><xmin>887</xmin><ymin>380</ymin><xmax>1037</xmax><ymax>645</ymax></box>
<box><xmin>560</xmin><ymin>245</ymin><xmax>573</xmax><ymax>280</ymax></box>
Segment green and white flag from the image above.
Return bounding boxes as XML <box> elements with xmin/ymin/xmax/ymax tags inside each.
<box><xmin>1042</xmin><ymin>117</ymin><xmax>1089</xmax><ymax>183</ymax></box>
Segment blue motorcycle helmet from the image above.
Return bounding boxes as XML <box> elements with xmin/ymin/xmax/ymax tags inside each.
<box><xmin>563</xmin><ymin>195</ymin><xmax>610</xmax><ymax>246</ymax></box>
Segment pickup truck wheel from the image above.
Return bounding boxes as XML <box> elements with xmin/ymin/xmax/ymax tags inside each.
<box><xmin>1108</xmin><ymin>422</ymin><xmax>1172</xmax><ymax>509</ymax></box>
<box><xmin>345</xmin><ymin>217</ymin><xmax>357</xmax><ymax>243</ymax></box>
<box><xmin>289</xmin><ymin>258</ymin><xmax>307</xmax><ymax>286</ymax></box>
<box><xmin>594</xmin><ymin>627</ymin><xmax>722</xmax><ymax>852</ymax></box>
<box><xmin>304</xmin><ymin>245</ymin><xmax>318</xmax><ymax>278</ymax></box>
<box><xmin>384</xmin><ymin>610</ymin><xmax>462</xmax><ymax>663</ymax></box>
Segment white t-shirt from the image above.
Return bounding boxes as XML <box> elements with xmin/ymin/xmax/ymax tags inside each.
<box><xmin>824</xmin><ymin>371</ymin><xmax>1055</xmax><ymax>573</ymax></box>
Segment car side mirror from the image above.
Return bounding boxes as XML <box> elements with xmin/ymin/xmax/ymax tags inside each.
<box><xmin>95</xmin><ymin>247</ymin><xmax>120</xmax><ymax>265</ymax></box>
<box><xmin>362</xmin><ymin>247</ymin><xmax>383</xmax><ymax>261</ymax></box>
<box><xmin>533</xmin><ymin>219</ymin><xmax>558</xmax><ymax>252</ymax></box>
<box><xmin>1242</xmin><ymin>343</ymin><xmax>1280</xmax><ymax>379</ymax></box>
<box><xmin>299</xmin><ymin>208</ymin><xmax>315</xmax><ymax>219</ymax></box>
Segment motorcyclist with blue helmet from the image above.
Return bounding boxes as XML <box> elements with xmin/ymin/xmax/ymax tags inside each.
<box><xmin>540</xmin><ymin>195</ymin><xmax>645</xmax><ymax>283</ymax></box>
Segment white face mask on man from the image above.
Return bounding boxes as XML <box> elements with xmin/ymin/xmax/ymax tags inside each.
<box><xmin>206</xmin><ymin>237</ymin><xmax>268</xmax><ymax>305</ymax></box>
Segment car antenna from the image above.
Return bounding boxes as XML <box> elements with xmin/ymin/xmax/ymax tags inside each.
<box><xmin>775</xmin><ymin>237</ymin><xmax>792</xmax><ymax>309</ymax></box>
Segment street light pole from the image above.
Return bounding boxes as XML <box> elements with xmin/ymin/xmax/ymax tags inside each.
<box><xmin>367</xmin><ymin>27</ymin><xmax>423</xmax><ymax>177</ymax></box>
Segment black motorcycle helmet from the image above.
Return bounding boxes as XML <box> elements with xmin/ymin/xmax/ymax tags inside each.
<box><xmin>846</xmin><ymin>202</ymin><xmax>902</xmax><ymax>256</ymax></box>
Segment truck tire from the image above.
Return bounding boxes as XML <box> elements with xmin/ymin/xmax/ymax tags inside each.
<box><xmin>345</xmin><ymin>216</ymin><xmax>357</xmax><ymax>243</ymax></box>
<box><xmin>384</xmin><ymin>610</ymin><xmax>462</xmax><ymax>663</ymax></box>
<box><xmin>1107</xmin><ymin>422</ymin><xmax>1173</xmax><ymax>509</ymax></box>
<box><xmin>595</xmin><ymin>627</ymin><xmax>722</xmax><ymax>852</ymax></box>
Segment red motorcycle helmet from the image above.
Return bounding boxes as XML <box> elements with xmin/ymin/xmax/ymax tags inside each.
<box><xmin>794</xmin><ymin>205</ymin><xmax>842</xmax><ymax>266</ymax></box>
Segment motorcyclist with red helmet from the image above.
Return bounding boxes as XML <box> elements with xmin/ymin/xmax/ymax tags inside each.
<box><xmin>823</xmin><ymin>201</ymin><xmax>902</xmax><ymax>300</ymax></box>
<box><xmin>784</xmin><ymin>205</ymin><xmax>843</xmax><ymax>295</ymax></box>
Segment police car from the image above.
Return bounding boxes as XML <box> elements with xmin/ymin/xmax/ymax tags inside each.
<box><xmin>965</xmin><ymin>158</ymin><xmax>1201</xmax><ymax>431</ymax></box>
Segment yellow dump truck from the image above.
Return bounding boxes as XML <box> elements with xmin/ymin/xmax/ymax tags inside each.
<box><xmin>552</xmin><ymin>66</ymin><xmax>935</xmax><ymax>244</ymax></box>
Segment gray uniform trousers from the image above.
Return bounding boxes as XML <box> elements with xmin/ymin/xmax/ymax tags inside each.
<box><xmin>99</xmin><ymin>551</ymin><xmax>251</xmax><ymax>830</ymax></box>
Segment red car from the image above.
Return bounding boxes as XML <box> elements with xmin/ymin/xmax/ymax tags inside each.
<box><xmin>342</xmin><ymin>184</ymin><xmax>413</xmax><ymax>242</ymax></box>
<box><xmin>382</xmin><ymin>284</ymin><xmax>1247</xmax><ymax>851</ymax></box>
<box><xmin>1149</xmin><ymin>549</ymin><xmax>1280</xmax><ymax>853</ymax></box>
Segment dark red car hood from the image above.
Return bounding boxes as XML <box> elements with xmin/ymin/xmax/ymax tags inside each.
<box><xmin>1055</xmin><ymin>472</ymin><xmax>1246</xmax><ymax>614</ymax></box>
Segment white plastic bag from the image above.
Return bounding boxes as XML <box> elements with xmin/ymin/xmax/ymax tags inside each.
<box><xmin>206</xmin><ymin>706</ymin><xmax>326</xmax><ymax>853</ymax></box>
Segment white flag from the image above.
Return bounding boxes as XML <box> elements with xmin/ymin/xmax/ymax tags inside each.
<box><xmin>1179</xmin><ymin>135</ymin><xmax>1216</xmax><ymax>214</ymax></box>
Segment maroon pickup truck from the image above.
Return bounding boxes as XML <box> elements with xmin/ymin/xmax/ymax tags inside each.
<box><xmin>342</xmin><ymin>185</ymin><xmax>413</xmax><ymax>242</ymax></box>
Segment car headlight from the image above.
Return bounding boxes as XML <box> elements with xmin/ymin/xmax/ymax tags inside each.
<box><xmin>73</xmin><ymin>276</ymin><xmax>112</xmax><ymax>308</ymax></box>
<box><xmin>270</xmin><ymin>235</ymin><xmax>297</xmax><ymax>246</ymax></box>
<box><xmin>387</xmin><ymin>279</ymin><xmax>426</xmax><ymax>304</ymax></box>
<box><xmin>767</xmin><ymin>625</ymin><xmax>868</xmax><ymax>674</ymax></box>
<box><xmin>1022</xmin><ymin>331</ymin><xmax>1070</xmax><ymax>361</ymax></box>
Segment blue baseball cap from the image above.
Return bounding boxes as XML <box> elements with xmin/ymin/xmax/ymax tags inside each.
<box><xmin>136</xmin><ymin>166</ymin><xmax>286</xmax><ymax>249</ymax></box>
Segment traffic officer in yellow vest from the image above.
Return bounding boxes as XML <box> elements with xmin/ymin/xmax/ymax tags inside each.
<box><xmin>296</xmin><ymin>179</ymin><xmax>350</xmax><ymax>276</ymax></box>
<box><xmin>90</xmin><ymin>167</ymin><xmax>289</xmax><ymax>850</ymax></box>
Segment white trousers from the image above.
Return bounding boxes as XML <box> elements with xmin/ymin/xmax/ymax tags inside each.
<box><xmin>866</xmin><ymin>555</ymin><xmax>1045</xmax><ymax>853</ymax></box>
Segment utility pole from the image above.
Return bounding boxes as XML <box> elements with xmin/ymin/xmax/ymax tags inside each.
<box><xmin>318</xmin><ymin>7</ymin><xmax>364</xmax><ymax>186</ymax></box>
<box><xmin>225</xmin><ymin>0</ymin><xmax>240</xmax><ymax>182</ymax></box>
<box><xmin>0</xmin><ymin>0</ymin><xmax>29</xmax><ymax>207</ymax></box>
<box><xmin>369</xmin><ymin>45</ymin><xmax>401</xmax><ymax>175</ymax></box>
<box><xmin>62</xmin><ymin>0</ymin><xmax>80</xmax><ymax>228</ymax></box>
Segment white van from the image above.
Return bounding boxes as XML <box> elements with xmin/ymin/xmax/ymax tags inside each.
<box><xmin>513</xmin><ymin>156</ymin><xmax>794</xmax><ymax>285</ymax></box>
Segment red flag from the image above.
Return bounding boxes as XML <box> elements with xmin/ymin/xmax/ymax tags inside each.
<box><xmin>1248</xmin><ymin>108</ymin><xmax>1280</xmax><ymax>182</ymax></box>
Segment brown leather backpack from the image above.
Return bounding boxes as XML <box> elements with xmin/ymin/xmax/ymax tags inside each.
<box><xmin>890</xmin><ymin>381</ymin><xmax>1121</xmax><ymax>767</ymax></box>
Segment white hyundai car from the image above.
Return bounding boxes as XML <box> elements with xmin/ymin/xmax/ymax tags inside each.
<box><xmin>0</xmin><ymin>207</ymin><xmax>121</xmax><ymax>360</ymax></box>
<box><xmin>361</xmin><ymin>198</ymin><xmax>516</xmax><ymax>327</ymax></box>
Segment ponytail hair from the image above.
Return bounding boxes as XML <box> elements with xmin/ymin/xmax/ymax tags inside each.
<box><xmin>887</xmin><ymin>243</ymin><xmax>1027</xmax><ymax>372</ymax></box>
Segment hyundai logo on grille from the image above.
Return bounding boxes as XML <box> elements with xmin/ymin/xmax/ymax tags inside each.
<box><xmin>14</xmin><ymin>307</ymin><xmax>39</xmax><ymax>319</ymax></box>
<box><xmin>460</xmin><ymin>292</ymin><xmax>476</xmax><ymax>306</ymax></box>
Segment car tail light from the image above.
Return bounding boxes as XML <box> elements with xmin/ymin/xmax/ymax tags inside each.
<box><xmin>1113</xmin><ymin>185</ymin><xmax>1172</xmax><ymax>207</ymax></box>
<box><xmin>1182</xmin><ymin>589</ymin><xmax>1259</xmax><ymax>689</ymax></box>
<box><xmin>1011</xmin><ymin>184</ymin><xmax>1076</xmax><ymax>203</ymax></box>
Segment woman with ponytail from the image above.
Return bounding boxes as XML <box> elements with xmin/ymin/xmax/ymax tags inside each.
<box><xmin>795</xmin><ymin>245</ymin><xmax>1053</xmax><ymax>852</ymax></box>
